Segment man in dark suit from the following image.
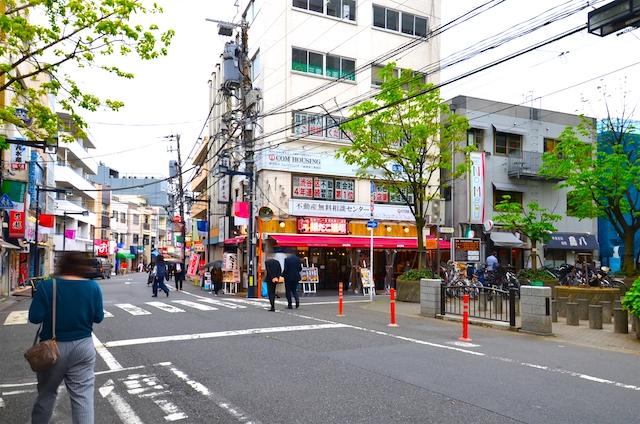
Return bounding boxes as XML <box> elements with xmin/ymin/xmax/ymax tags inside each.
<box><xmin>282</xmin><ymin>252</ymin><xmax>302</xmax><ymax>309</ymax></box>
<box><xmin>264</xmin><ymin>258</ymin><xmax>282</xmax><ymax>312</ymax></box>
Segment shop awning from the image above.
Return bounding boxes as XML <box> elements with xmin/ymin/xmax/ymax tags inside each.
<box><xmin>490</xmin><ymin>232</ymin><xmax>524</xmax><ymax>247</ymax></box>
<box><xmin>224</xmin><ymin>236</ymin><xmax>246</xmax><ymax>245</ymax></box>
<box><xmin>116</xmin><ymin>251</ymin><xmax>135</xmax><ymax>259</ymax></box>
<box><xmin>546</xmin><ymin>233</ymin><xmax>598</xmax><ymax>251</ymax></box>
<box><xmin>492</xmin><ymin>124</ymin><xmax>528</xmax><ymax>135</ymax></box>
<box><xmin>492</xmin><ymin>182</ymin><xmax>526</xmax><ymax>192</ymax></box>
<box><xmin>0</xmin><ymin>239</ymin><xmax>20</xmax><ymax>250</ymax></box>
<box><xmin>270</xmin><ymin>234</ymin><xmax>419</xmax><ymax>249</ymax></box>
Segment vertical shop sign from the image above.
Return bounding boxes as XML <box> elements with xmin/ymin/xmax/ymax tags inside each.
<box><xmin>468</xmin><ymin>152</ymin><xmax>485</xmax><ymax>224</ymax></box>
<box><xmin>187</xmin><ymin>253</ymin><xmax>200</xmax><ymax>277</ymax></box>
<box><xmin>9</xmin><ymin>210</ymin><xmax>26</xmax><ymax>238</ymax></box>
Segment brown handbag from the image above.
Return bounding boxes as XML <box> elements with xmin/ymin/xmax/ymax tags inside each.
<box><xmin>24</xmin><ymin>279</ymin><xmax>59</xmax><ymax>373</ymax></box>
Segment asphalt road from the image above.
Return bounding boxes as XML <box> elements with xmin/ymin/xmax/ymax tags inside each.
<box><xmin>1</xmin><ymin>272</ymin><xmax>638</xmax><ymax>423</ymax></box>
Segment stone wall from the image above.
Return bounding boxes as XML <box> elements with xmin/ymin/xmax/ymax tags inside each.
<box><xmin>520</xmin><ymin>285</ymin><xmax>552</xmax><ymax>335</ymax></box>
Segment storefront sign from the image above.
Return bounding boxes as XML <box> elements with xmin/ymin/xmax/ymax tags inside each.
<box><xmin>468</xmin><ymin>152</ymin><xmax>485</xmax><ymax>224</ymax></box>
<box><xmin>297</xmin><ymin>217</ymin><xmax>348</xmax><ymax>234</ymax></box>
<box><xmin>452</xmin><ymin>238</ymin><xmax>481</xmax><ymax>263</ymax></box>
<box><xmin>9</xmin><ymin>210</ymin><xmax>26</xmax><ymax>238</ymax></box>
<box><xmin>187</xmin><ymin>253</ymin><xmax>200</xmax><ymax>277</ymax></box>
<box><xmin>218</xmin><ymin>174</ymin><xmax>230</xmax><ymax>203</ymax></box>
<box><xmin>193</xmin><ymin>241</ymin><xmax>205</xmax><ymax>252</ymax></box>
<box><xmin>289</xmin><ymin>199</ymin><xmax>414</xmax><ymax>221</ymax></box>
<box><xmin>10</xmin><ymin>144</ymin><xmax>27</xmax><ymax>171</ymax></box>
<box><xmin>256</xmin><ymin>149</ymin><xmax>378</xmax><ymax>178</ymax></box>
<box><xmin>95</xmin><ymin>239</ymin><xmax>109</xmax><ymax>257</ymax></box>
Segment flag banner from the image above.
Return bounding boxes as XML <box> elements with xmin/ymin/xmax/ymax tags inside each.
<box><xmin>9</xmin><ymin>210</ymin><xmax>26</xmax><ymax>238</ymax></box>
<box><xmin>38</xmin><ymin>214</ymin><xmax>55</xmax><ymax>228</ymax></box>
<box><xmin>187</xmin><ymin>253</ymin><xmax>200</xmax><ymax>277</ymax></box>
<box><xmin>196</xmin><ymin>220</ymin><xmax>208</xmax><ymax>232</ymax></box>
<box><xmin>64</xmin><ymin>229</ymin><xmax>76</xmax><ymax>240</ymax></box>
<box><xmin>233</xmin><ymin>202</ymin><xmax>249</xmax><ymax>218</ymax></box>
<box><xmin>2</xmin><ymin>180</ymin><xmax>26</xmax><ymax>210</ymax></box>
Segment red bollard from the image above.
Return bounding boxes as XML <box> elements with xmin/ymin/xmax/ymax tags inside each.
<box><xmin>459</xmin><ymin>293</ymin><xmax>472</xmax><ymax>341</ymax></box>
<box><xmin>388</xmin><ymin>288</ymin><xmax>398</xmax><ymax>327</ymax></box>
<box><xmin>337</xmin><ymin>282</ymin><xmax>345</xmax><ymax>317</ymax></box>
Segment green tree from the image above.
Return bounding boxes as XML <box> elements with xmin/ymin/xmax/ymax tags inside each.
<box><xmin>493</xmin><ymin>197</ymin><xmax>561</xmax><ymax>271</ymax></box>
<box><xmin>0</xmin><ymin>0</ymin><xmax>174</xmax><ymax>146</ymax></box>
<box><xmin>540</xmin><ymin>116</ymin><xmax>640</xmax><ymax>273</ymax></box>
<box><xmin>337</xmin><ymin>64</ymin><xmax>470</xmax><ymax>269</ymax></box>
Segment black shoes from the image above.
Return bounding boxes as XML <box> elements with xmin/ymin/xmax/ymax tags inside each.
<box><xmin>296</xmin><ymin>303</ymin><xmax>299</xmax><ymax>309</ymax></box>
<box><xmin>151</xmin><ymin>295</ymin><xmax>157</xmax><ymax>297</ymax></box>
<box><xmin>287</xmin><ymin>306</ymin><xmax>293</xmax><ymax>309</ymax></box>
<box><xmin>269</xmin><ymin>308</ymin><xmax>275</xmax><ymax>312</ymax></box>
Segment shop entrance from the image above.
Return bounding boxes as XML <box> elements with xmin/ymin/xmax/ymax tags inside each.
<box><xmin>307</xmin><ymin>248</ymin><xmax>351</xmax><ymax>290</ymax></box>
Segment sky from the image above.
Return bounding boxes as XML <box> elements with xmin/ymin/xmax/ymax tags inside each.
<box><xmin>79</xmin><ymin>0</ymin><xmax>640</xmax><ymax>179</ymax></box>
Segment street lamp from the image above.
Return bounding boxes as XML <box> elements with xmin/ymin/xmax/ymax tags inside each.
<box><xmin>33</xmin><ymin>186</ymin><xmax>69</xmax><ymax>277</ymax></box>
<box><xmin>62</xmin><ymin>210</ymin><xmax>89</xmax><ymax>251</ymax></box>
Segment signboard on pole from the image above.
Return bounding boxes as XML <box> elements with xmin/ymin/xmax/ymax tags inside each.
<box><xmin>451</xmin><ymin>237</ymin><xmax>481</xmax><ymax>263</ymax></box>
<box><xmin>9</xmin><ymin>210</ymin><xmax>26</xmax><ymax>238</ymax></box>
<box><xmin>95</xmin><ymin>239</ymin><xmax>109</xmax><ymax>257</ymax></box>
<box><xmin>186</xmin><ymin>253</ymin><xmax>200</xmax><ymax>277</ymax></box>
<box><xmin>468</xmin><ymin>152</ymin><xmax>485</xmax><ymax>224</ymax></box>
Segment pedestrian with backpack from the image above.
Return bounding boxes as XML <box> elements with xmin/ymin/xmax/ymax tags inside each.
<box><xmin>152</xmin><ymin>255</ymin><xmax>170</xmax><ymax>297</ymax></box>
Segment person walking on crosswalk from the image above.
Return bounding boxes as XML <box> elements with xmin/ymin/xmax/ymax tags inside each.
<box><xmin>282</xmin><ymin>250</ymin><xmax>302</xmax><ymax>309</ymax></box>
<box><xmin>152</xmin><ymin>255</ymin><xmax>170</xmax><ymax>297</ymax></box>
<box><xmin>29</xmin><ymin>251</ymin><xmax>104</xmax><ymax>424</ymax></box>
<box><xmin>264</xmin><ymin>257</ymin><xmax>283</xmax><ymax>312</ymax></box>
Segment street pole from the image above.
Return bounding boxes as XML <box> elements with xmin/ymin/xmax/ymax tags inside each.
<box><xmin>63</xmin><ymin>212</ymin><xmax>67</xmax><ymax>251</ymax></box>
<box><xmin>369</xmin><ymin>181</ymin><xmax>374</xmax><ymax>301</ymax></box>
<box><xmin>34</xmin><ymin>186</ymin><xmax>40</xmax><ymax>276</ymax></box>
<box><xmin>240</xmin><ymin>22</ymin><xmax>257</xmax><ymax>298</ymax></box>
<box><xmin>174</xmin><ymin>134</ymin><xmax>186</xmax><ymax>267</ymax></box>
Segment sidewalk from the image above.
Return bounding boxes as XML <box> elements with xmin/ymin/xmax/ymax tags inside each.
<box><xmin>361</xmin><ymin>297</ymin><xmax>640</xmax><ymax>355</ymax></box>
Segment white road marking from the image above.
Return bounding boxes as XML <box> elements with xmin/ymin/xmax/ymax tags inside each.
<box><xmin>0</xmin><ymin>382</ymin><xmax>37</xmax><ymax>388</ymax></box>
<box><xmin>3</xmin><ymin>311</ymin><xmax>29</xmax><ymax>325</ymax></box>
<box><xmin>1</xmin><ymin>389</ymin><xmax>36</xmax><ymax>395</ymax></box>
<box><xmin>447</xmin><ymin>341</ymin><xmax>481</xmax><ymax>348</ymax></box>
<box><xmin>122</xmin><ymin>373</ymin><xmax>188</xmax><ymax>421</ymax></box>
<box><xmin>104</xmin><ymin>323</ymin><xmax>350</xmax><ymax>348</ymax></box>
<box><xmin>297</xmin><ymin>300</ymin><xmax>372</xmax><ymax>306</ymax></box>
<box><xmin>171</xmin><ymin>300</ymin><xmax>217</xmax><ymax>311</ymax></box>
<box><xmin>104</xmin><ymin>309</ymin><xmax>114</xmax><ymax>318</ymax></box>
<box><xmin>162</xmin><ymin>363</ymin><xmax>260</xmax><ymax>423</ymax></box>
<box><xmin>93</xmin><ymin>333</ymin><xmax>123</xmax><ymax>370</ymax></box>
<box><xmin>95</xmin><ymin>366</ymin><xmax>146</xmax><ymax>376</ymax></box>
<box><xmin>223</xmin><ymin>298</ymin><xmax>270</xmax><ymax>307</ymax></box>
<box><xmin>145</xmin><ymin>302</ymin><xmax>185</xmax><ymax>313</ymax></box>
<box><xmin>115</xmin><ymin>303</ymin><xmax>152</xmax><ymax>316</ymax></box>
<box><xmin>196</xmin><ymin>298</ymin><xmax>247</xmax><ymax>309</ymax></box>
<box><xmin>99</xmin><ymin>379</ymin><xmax>144</xmax><ymax>424</ymax></box>
<box><xmin>0</xmin><ymin>397</ymin><xmax>4</xmax><ymax>408</ymax></box>
<box><xmin>153</xmin><ymin>399</ymin><xmax>187</xmax><ymax>421</ymax></box>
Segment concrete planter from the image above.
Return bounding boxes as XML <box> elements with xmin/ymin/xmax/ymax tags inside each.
<box><xmin>420</xmin><ymin>279</ymin><xmax>443</xmax><ymax>317</ymax></box>
<box><xmin>396</xmin><ymin>279</ymin><xmax>420</xmax><ymax>303</ymax></box>
<box><xmin>554</xmin><ymin>287</ymin><xmax>621</xmax><ymax>305</ymax></box>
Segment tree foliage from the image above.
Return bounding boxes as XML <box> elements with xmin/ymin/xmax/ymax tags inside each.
<box><xmin>0</xmin><ymin>0</ymin><xmax>174</xmax><ymax>146</ymax></box>
<box><xmin>337</xmin><ymin>64</ymin><xmax>470</xmax><ymax>268</ymax></box>
<box><xmin>540</xmin><ymin>115</ymin><xmax>640</xmax><ymax>273</ymax></box>
<box><xmin>493</xmin><ymin>197</ymin><xmax>561</xmax><ymax>270</ymax></box>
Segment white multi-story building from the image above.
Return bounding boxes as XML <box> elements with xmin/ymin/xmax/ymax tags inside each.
<box><xmin>53</xmin><ymin>113</ymin><xmax>98</xmax><ymax>256</ymax></box>
<box><xmin>445</xmin><ymin>95</ymin><xmax>599</xmax><ymax>269</ymax></box>
<box><xmin>197</xmin><ymin>0</ymin><xmax>442</xmax><ymax>292</ymax></box>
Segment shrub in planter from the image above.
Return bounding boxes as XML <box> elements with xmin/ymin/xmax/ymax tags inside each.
<box><xmin>398</xmin><ymin>268</ymin><xmax>436</xmax><ymax>281</ymax></box>
<box><xmin>621</xmin><ymin>277</ymin><xmax>640</xmax><ymax>318</ymax></box>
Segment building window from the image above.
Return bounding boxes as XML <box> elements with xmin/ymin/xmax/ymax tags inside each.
<box><xmin>544</xmin><ymin>250</ymin><xmax>566</xmax><ymax>268</ymax></box>
<box><xmin>566</xmin><ymin>191</ymin><xmax>579</xmax><ymax>217</ymax></box>
<box><xmin>292</xmin><ymin>48</ymin><xmax>355</xmax><ymax>80</ymax></box>
<box><xmin>251</xmin><ymin>49</ymin><xmax>262</xmax><ymax>81</ymax></box>
<box><xmin>133</xmin><ymin>214</ymin><xmax>139</xmax><ymax>225</ymax></box>
<box><xmin>544</xmin><ymin>137</ymin><xmax>559</xmax><ymax>153</ymax></box>
<box><xmin>370</xmin><ymin>64</ymin><xmax>426</xmax><ymax>87</ymax></box>
<box><xmin>467</xmin><ymin>128</ymin><xmax>484</xmax><ymax>151</ymax></box>
<box><xmin>373</xmin><ymin>4</ymin><xmax>428</xmax><ymax>36</ymax></box>
<box><xmin>293</xmin><ymin>0</ymin><xmax>356</xmax><ymax>21</ymax></box>
<box><xmin>120</xmin><ymin>212</ymin><xmax>126</xmax><ymax>223</ymax></box>
<box><xmin>292</xmin><ymin>111</ymin><xmax>352</xmax><ymax>142</ymax></box>
<box><xmin>371</xmin><ymin>183</ymin><xmax>414</xmax><ymax>205</ymax></box>
<box><xmin>493</xmin><ymin>190</ymin><xmax>523</xmax><ymax>207</ymax></box>
<box><xmin>292</xmin><ymin>175</ymin><xmax>355</xmax><ymax>201</ymax></box>
<box><xmin>133</xmin><ymin>234</ymin><xmax>139</xmax><ymax>244</ymax></box>
<box><xmin>494</xmin><ymin>131</ymin><xmax>522</xmax><ymax>156</ymax></box>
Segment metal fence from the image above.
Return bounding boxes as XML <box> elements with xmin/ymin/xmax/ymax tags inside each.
<box><xmin>440</xmin><ymin>283</ymin><xmax>517</xmax><ymax>326</ymax></box>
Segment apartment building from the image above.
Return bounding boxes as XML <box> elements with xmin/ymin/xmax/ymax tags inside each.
<box><xmin>199</xmin><ymin>0</ymin><xmax>442</xmax><ymax>292</ymax></box>
<box><xmin>445</xmin><ymin>95</ymin><xmax>599</xmax><ymax>270</ymax></box>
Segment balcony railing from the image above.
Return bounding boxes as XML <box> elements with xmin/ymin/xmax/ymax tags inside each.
<box><xmin>507</xmin><ymin>151</ymin><xmax>559</xmax><ymax>180</ymax></box>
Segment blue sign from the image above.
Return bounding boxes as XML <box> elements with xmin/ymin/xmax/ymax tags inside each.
<box><xmin>366</xmin><ymin>219</ymin><xmax>378</xmax><ymax>229</ymax></box>
<box><xmin>15</xmin><ymin>108</ymin><xmax>32</xmax><ymax>126</ymax></box>
<box><xmin>0</xmin><ymin>194</ymin><xmax>14</xmax><ymax>209</ymax></box>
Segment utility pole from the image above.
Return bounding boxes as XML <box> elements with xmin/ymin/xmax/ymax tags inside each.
<box><xmin>168</xmin><ymin>135</ymin><xmax>186</xmax><ymax>265</ymax></box>
<box><xmin>239</xmin><ymin>22</ymin><xmax>257</xmax><ymax>298</ymax></box>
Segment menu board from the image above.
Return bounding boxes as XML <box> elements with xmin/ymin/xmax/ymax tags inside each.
<box><xmin>452</xmin><ymin>238</ymin><xmax>481</xmax><ymax>263</ymax></box>
<box><xmin>300</xmin><ymin>266</ymin><xmax>319</xmax><ymax>283</ymax></box>
<box><xmin>360</xmin><ymin>268</ymin><xmax>372</xmax><ymax>288</ymax></box>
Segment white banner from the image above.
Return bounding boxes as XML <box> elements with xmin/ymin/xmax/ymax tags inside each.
<box><xmin>256</xmin><ymin>149</ymin><xmax>379</xmax><ymax>178</ymax></box>
<box><xmin>218</xmin><ymin>175</ymin><xmax>230</xmax><ymax>203</ymax></box>
<box><xmin>468</xmin><ymin>152</ymin><xmax>485</xmax><ymax>224</ymax></box>
<box><xmin>289</xmin><ymin>199</ymin><xmax>414</xmax><ymax>221</ymax></box>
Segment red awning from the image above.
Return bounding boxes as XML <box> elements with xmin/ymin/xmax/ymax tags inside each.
<box><xmin>224</xmin><ymin>236</ymin><xmax>246</xmax><ymax>245</ymax></box>
<box><xmin>270</xmin><ymin>234</ymin><xmax>418</xmax><ymax>249</ymax></box>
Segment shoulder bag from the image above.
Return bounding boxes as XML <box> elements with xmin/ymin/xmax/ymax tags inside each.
<box><xmin>24</xmin><ymin>279</ymin><xmax>59</xmax><ymax>373</ymax></box>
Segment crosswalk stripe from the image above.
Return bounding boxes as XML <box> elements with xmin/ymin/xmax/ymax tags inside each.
<box><xmin>104</xmin><ymin>310</ymin><xmax>114</xmax><ymax>318</ymax></box>
<box><xmin>224</xmin><ymin>298</ymin><xmax>269</xmax><ymax>307</ymax></box>
<box><xmin>195</xmin><ymin>298</ymin><xmax>246</xmax><ymax>309</ymax></box>
<box><xmin>3</xmin><ymin>311</ymin><xmax>29</xmax><ymax>325</ymax></box>
<box><xmin>145</xmin><ymin>302</ymin><xmax>185</xmax><ymax>313</ymax></box>
<box><xmin>171</xmin><ymin>300</ymin><xmax>217</xmax><ymax>311</ymax></box>
<box><xmin>115</xmin><ymin>304</ymin><xmax>152</xmax><ymax>316</ymax></box>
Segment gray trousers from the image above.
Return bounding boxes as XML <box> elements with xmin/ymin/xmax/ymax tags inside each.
<box><xmin>32</xmin><ymin>336</ymin><xmax>96</xmax><ymax>424</ymax></box>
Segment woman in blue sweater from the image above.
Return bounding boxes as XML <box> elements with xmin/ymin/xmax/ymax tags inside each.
<box><xmin>29</xmin><ymin>251</ymin><xmax>104</xmax><ymax>424</ymax></box>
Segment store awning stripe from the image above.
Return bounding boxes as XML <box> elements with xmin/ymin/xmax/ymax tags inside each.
<box><xmin>269</xmin><ymin>234</ymin><xmax>434</xmax><ymax>249</ymax></box>
<box><xmin>224</xmin><ymin>236</ymin><xmax>246</xmax><ymax>245</ymax></box>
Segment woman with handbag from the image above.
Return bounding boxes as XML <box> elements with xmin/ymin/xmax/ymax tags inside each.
<box><xmin>27</xmin><ymin>251</ymin><xmax>104</xmax><ymax>424</ymax></box>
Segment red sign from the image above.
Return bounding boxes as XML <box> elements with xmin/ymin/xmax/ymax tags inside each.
<box><xmin>95</xmin><ymin>239</ymin><xmax>109</xmax><ymax>257</ymax></box>
<box><xmin>297</xmin><ymin>217</ymin><xmax>348</xmax><ymax>234</ymax></box>
<box><xmin>186</xmin><ymin>253</ymin><xmax>200</xmax><ymax>277</ymax></box>
<box><xmin>9</xmin><ymin>210</ymin><xmax>25</xmax><ymax>238</ymax></box>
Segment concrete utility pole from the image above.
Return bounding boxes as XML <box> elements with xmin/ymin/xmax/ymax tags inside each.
<box><xmin>167</xmin><ymin>135</ymin><xmax>186</xmax><ymax>264</ymax></box>
<box><xmin>239</xmin><ymin>22</ymin><xmax>257</xmax><ymax>298</ymax></box>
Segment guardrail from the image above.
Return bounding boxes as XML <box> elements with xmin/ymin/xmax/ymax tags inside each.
<box><xmin>441</xmin><ymin>283</ymin><xmax>517</xmax><ymax>326</ymax></box>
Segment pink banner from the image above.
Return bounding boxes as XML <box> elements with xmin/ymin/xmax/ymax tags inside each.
<box><xmin>64</xmin><ymin>229</ymin><xmax>76</xmax><ymax>240</ymax></box>
<box><xmin>186</xmin><ymin>253</ymin><xmax>200</xmax><ymax>277</ymax></box>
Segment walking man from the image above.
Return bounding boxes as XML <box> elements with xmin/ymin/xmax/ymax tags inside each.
<box><xmin>282</xmin><ymin>250</ymin><xmax>302</xmax><ymax>309</ymax></box>
<box><xmin>152</xmin><ymin>255</ymin><xmax>170</xmax><ymax>297</ymax></box>
<box><xmin>174</xmin><ymin>262</ymin><xmax>185</xmax><ymax>291</ymax></box>
<box><xmin>264</xmin><ymin>257</ymin><xmax>282</xmax><ymax>312</ymax></box>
